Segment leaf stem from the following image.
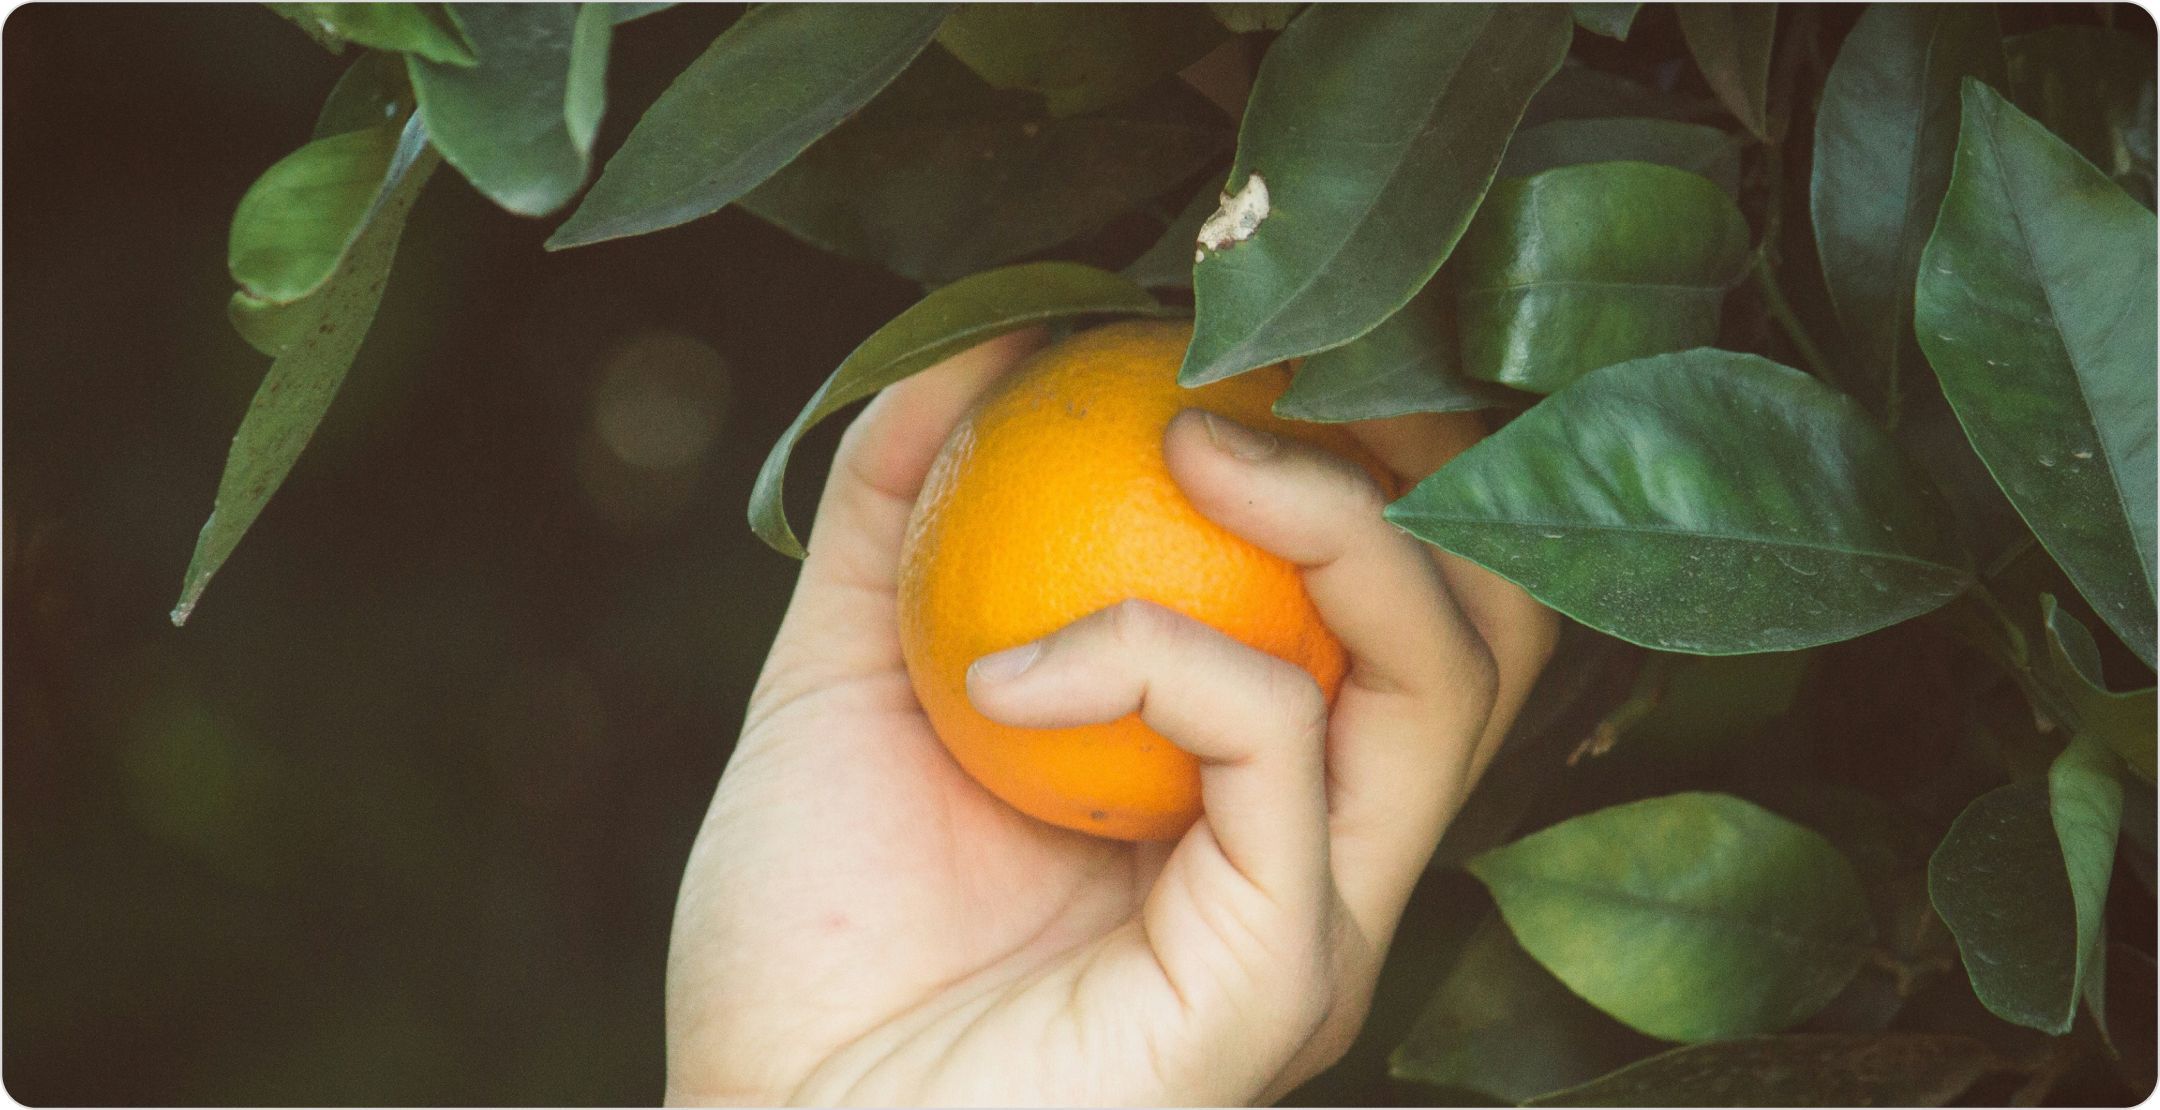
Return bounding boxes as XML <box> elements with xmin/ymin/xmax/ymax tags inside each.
<box><xmin>1753</xmin><ymin>252</ymin><xmax>1842</xmax><ymax>391</ymax></box>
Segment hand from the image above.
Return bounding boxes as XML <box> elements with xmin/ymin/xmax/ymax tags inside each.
<box><xmin>665</xmin><ymin>331</ymin><xmax>1557</xmax><ymax>1106</ymax></box>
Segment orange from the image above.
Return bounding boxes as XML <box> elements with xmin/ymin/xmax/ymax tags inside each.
<box><xmin>897</xmin><ymin>319</ymin><xmax>1386</xmax><ymax>840</ymax></box>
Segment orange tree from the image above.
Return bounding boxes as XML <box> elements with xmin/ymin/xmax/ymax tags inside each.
<box><xmin>184</xmin><ymin>3</ymin><xmax>2155</xmax><ymax>1103</ymax></box>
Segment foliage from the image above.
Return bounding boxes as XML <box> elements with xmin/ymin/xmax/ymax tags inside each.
<box><xmin>185</xmin><ymin>3</ymin><xmax>2156</xmax><ymax>1104</ymax></box>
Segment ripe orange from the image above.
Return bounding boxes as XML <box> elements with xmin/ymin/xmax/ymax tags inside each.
<box><xmin>897</xmin><ymin>319</ymin><xmax>1387</xmax><ymax>840</ymax></box>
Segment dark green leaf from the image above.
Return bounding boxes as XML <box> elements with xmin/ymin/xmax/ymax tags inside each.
<box><xmin>2042</xmin><ymin>595</ymin><xmax>2157</xmax><ymax>782</ymax></box>
<box><xmin>1179</xmin><ymin>3</ymin><xmax>1570</xmax><ymax>385</ymax></box>
<box><xmin>2006</xmin><ymin>26</ymin><xmax>2157</xmax><ymax>207</ymax></box>
<box><xmin>175</xmin><ymin>120</ymin><xmax>439</xmax><ymax>626</ymax></box>
<box><xmin>1454</xmin><ymin>162</ymin><xmax>1749</xmax><ymax>393</ymax></box>
<box><xmin>1523</xmin><ymin>63</ymin><xmax>1725</xmax><ymax>128</ymax></box>
<box><xmin>314</xmin><ymin>50</ymin><xmax>416</xmax><ymax>139</ymax></box>
<box><xmin>738</xmin><ymin>50</ymin><xmax>1230</xmax><ymax>285</ymax></box>
<box><xmin>1499</xmin><ymin>117</ymin><xmax>1744</xmax><ymax>196</ymax></box>
<box><xmin>1121</xmin><ymin>181</ymin><xmax>1219</xmax><ymax>291</ymax></box>
<box><xmin>1391</xmin><ymin>915</ymin><xmax>1655</xmax><ymax>1102</ymax></box>
<box><xmin>228</xmin><ymin>125</ymin><xmax>403</xmax><ymax>306</ymax></box>
<box><xmin>936</xmin><ymin>4</ymin><xmax>1225</xmax><ymax>118</ymax></box>
<box><xmin>1914</xmin><ymin>81</ymin><xmax>2158</xmax><ymax>667</ymax></box>
<box><xmin>1811</xmin><ymin>3</ymin><xmax>2005</xmax><ymax>419</ymax></box>
<box><xmin>1571</xmin><ymin>3</ymin><xmax>1641</xmax><ymax>41</ymax></box>
<box><xmin>1387</xmin><ymin>349</ymin><xmax>1971</xmax><ymax>655</ymax></box>
<box><xmin>1676</xmin><ymin>4</ymin><xmax>1777</xmax><ymax>141</ymax></box>
<box><xmin>750</xmin><ymin>263</ymin><xmax>1171</xmax><ymax>557</ymax></box>
<box><xmin>1467</xmin><ymin>792</ymin><xmax>1875</xmax><ymax>1041</ymax></box>
<box><xmin>1619</xmin><ymin>650</ymin><xmax>1813</xmax><ymax>758</ymax></box>
<box><xmin>1207</xmin><ymin>3</ymin><xmax>1298</xmax><ymax>33</ymax></box>
<box><xmin>1526</xmin><ymin>1033</ymin><xmax>2004</xmax><ymax>1107</ymax></box>
<box><xmin>548</xmin><ymin>4</ymin><xmax>949</xmax><ymax>249</ymax></box>
<box><xmin>1273</xmin><ymin>282</ymin><xmax>1514</xmax><ymax>422</ymax></box>
<box><xmin>1927</xmin><ymin>735</ymin><xmax>2123</xmax><ymax>1036</ymax></box>
<box><xmin>408</xmin><ymin>3</ymin><xmax>603</xmax><ymax>216</ymax></box>
<box><xmin>268</xmin><ymin>2</ymin><xmax>475</xmax><ymax>65</ymax></box>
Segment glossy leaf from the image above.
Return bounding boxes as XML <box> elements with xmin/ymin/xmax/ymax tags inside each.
<box><xmin>936</xmin><ymin>4</ymin><xmax>1224</xmax><ymax>118</ymax></box>
<box><xmin>2006</xmin><ymin>26</ymin><xmax>2158</xmax><ymax>206</ymax></box>
<box><xmin>2049</xmin><ymin>735</ymin><xmax>2125</xmax><ymax>1028</ymax></box>
<box><xmin>738</xmin><ymin>50</ymin><xmax>1230</xmax><ymax>285</ymax></box>
<box><xmin>1179</xmin><ymin>3</ymin><xmax>1570</xmax><ymax>386</ymax></box>
<box><xmin>1915</xmin><ymin>81</ymin><xmax>2158</xmax><ymax>667</ymax></box>
<box><xmin>408</xmin><ymin>3</ymin><xmax>603</xmax><ymax>216</ymax></box>
<box><xmin>1812</xmin><ymin>3</ymin><xmax>2005</xmax><ymax>418</ymax></box>
<box><xmin>1273</xmin><ymin>283</ymin><xmax>1514</xmax><ymax>423</ymax></box>
<box><xmin>1499</xmin><ymin>117</ymin><xmax>1743</xmax><ymax>196</ymax></box>
<box><xmin>1928</xmin><ymin>760</ymin><xmax>2100</xmax><ymax>1035</ymax></box>
<box><xmin>267</xmin><ymin>3</ymin><xmax>474</xmax><ymax>65</ymax></box>
<box><xmin>1524</xmin><ymin>63</ymin><xmax>1725</xmax><ymax>128</ymax></box>
<box><xmin>1467</xmin><ymin>792</ymin><xmax>1874</xmax><ymax>1042</ymax></box>
<box><xmin>228</xmin><ymin>125</ymin><xmax>406</xmax><ymax>305</ymax></box>
<box><xmin>1391</xmin><ymin>915</ymin><xmax>1654</xmax><ymax>1102</ymax></box>
<box><xmin>1527</xmin><ymin>1033</ymin><xmax>2004</xmax><ymax>1107</ymax></box>
<box><xmin>1207</xmin><ymin>3</ymin><xmax>1298</xmax><ymax>33</ymax></box>
<box><xmin>176</xmin><ymin>119</ymin><xmax>439</xmax><ymax>626</ymax></box>
<box><xmin>1454</xmin><ymin>162</ymin><xmax>1749</xmax><ymax>393</ymax></box>
<box><xmin>547</xmin><ymin>4</ymin><xmax>949</xmax><ymax>249</ymax></box>
<box><xmin>1387</xmin><ymin>349</ymin><xmax>1970</xmax><ymax>655</ymax></box>
<box><xmin>751</xmin><ymin>264</ymin><xmax>1172</xmax><ymax>557</ymax></box>
<box><xmin>314</xmin><ymin>50</ymin><xmax>415</xmax><ymax>138</ymax></box>
<box><xmin>2042</xmin><ymin>595</ymin><xmax>2157</xmax><ymax>782</ymax></box>
<box><xmin>1571</xmin><ymin>3</ymin><xmax>1640</xmax><ymax>41</ymax></box>
<box><xmin>1122</xmin><ymin>181</ymin><xmax>1220</xmax><ymax>292</ymax></box>
<box><xmin>1677</xmin><ymin>4</ymin><xmax>1777</xmax><ymax>141</ymax></box>
<box><xmin>563</xmin><ymin>4</ymin><xmax>611</xmax><ymax>157</ymax></box>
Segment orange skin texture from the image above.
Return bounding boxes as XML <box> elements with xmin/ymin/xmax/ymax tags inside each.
<box><xmin>898</xmin><ymin>320</ymin><xmax>1390</xmax><ymax>840</ymax></box>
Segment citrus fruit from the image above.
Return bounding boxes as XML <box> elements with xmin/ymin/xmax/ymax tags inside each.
<box><xmin>897</xmin><ymin>319</ymin><xmax>1386</xmax><ymax>840</ymax></box>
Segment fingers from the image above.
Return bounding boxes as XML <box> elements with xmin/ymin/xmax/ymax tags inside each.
<box><xmin>1161</xmin><ymin>409</ymin><xmax>1496</xmax><ymax>932</ymax></box>
<box><xmin>966</xmin><ymin>599</ymin><xmax>1328</xmax><ymax>908</ymax></box>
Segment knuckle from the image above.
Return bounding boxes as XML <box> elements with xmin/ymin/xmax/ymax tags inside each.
<box><xmin>1105</xmin><ymin>597</ymin><xmax>1183</xmax><ymax>646</ymax></box>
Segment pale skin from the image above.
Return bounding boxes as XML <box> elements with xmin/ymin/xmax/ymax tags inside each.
<box><xmin>667</xmin><ymin>330</ymin><xmax>1559</xmax><ymax>1106</ymax></box>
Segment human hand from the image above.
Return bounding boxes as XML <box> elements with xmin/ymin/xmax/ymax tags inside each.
<box><xmin>665</xmin><ymin>330</ymin><xmax>1558</xmax><ymax>1106</ymax></box>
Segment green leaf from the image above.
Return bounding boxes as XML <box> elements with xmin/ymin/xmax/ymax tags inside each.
<box><xmin>1273</xmin><ymin>282</ymin><xmax>1515</xmax><ymax>423</ymax></box>
<box><xmin>314</xmin><ymin>50</ymin><xmax>416</xmax><ymax>139</ymax></box>
<box><xmin>1179</xmin><ymin>3</ymin><xmax>1571</xmax><ymax>386</ymax></box>
<box><xmin>609</xmin><ymin>2</ymin><xmax>674</xmax><ymax>24</ymax></box>
<box><xmin>267</xmin><ymin>3</ymin><xmax>476</xmax><ymax>65</ymax></box>
<box><xmin>1391</xmin><ymin>915</ymin><xmax>1655</xmax><ymax>1102</ymax></box>
<box><xmin>1467</xmin><ymin>792</ymin><xmax>1875</xmax><ymax>1042</ymax></box>
<box><xmin>563</xmin><ymin>3</ymin><xmax>612</xmax><ymax>157</ymax></box>
<box><xmin>408</xmin><ymin>3</ymin><xmax>604</xmax><ymax>216</ymax></box>
<box><xmin>1523</xmin><ymin>63</ymin><xmax>1725</xmax><ymax>129</ymax></box>
<box><xmin>1499</xmin><ymin>117</ymin><xmax>1744</xmax><ymax>196</ymax></box>
<box><xmin>750</xmin><ymin>263</ymin><xmax>1172</xmax><ymax>558</ymax></box>
<box><xmin>1121</xmin><ymin>181</ymin><xmax>1220</xmax><ymax>292</ymax></box>
<box><xmin>1207</xmin><ymin>3</ymin><xmax>1298</xmax><ymax>33</ymax></box>
<box><xmin>738</xmin><ymin>49</ymin><xmax>1230</xmax><ymax>285</ymax></box>
<box><xmin>1927</xmin><ymin>743</ymin><xmax>2121</xmax><ymax>1035</ymax></box>
<box><xmin>547</xmin><ymin>4</ymin><xmax>949</xmax><ymax>249</ymax></box>
<box><xmin>2048</xmin><ymin>735</ymin><xmax>2124</xmax><ymax>1029</ymax></box>
<box><xmin>1676</xmin><ymin>4</ymin><xmax>1777</xmax><ymax>141</ymax></box>
<box><xmin>1571</xmin><ymin>3</ymin><xmax>1641</xmax><ymax>41</ymax></box>
<box><xmin>2042</xmin><ymin>595</ymin><xmax>2157</xmax><ymax>782</ymax></box>
<box><xmin>1525</xmin><ymin>1033</ymin><xmax>2005</xmax><ymax>1107</ymax></box>
<box><xmin>1454</xmin><ymin>162</ymin><xmax>1750</xmax><ymax>393</ymax></box>
<box><xmin>228</xmin><ymin>290</ymin><xmax>318</xmax><ymax>359</ymax></box>
<box><xmin>1914</xmin><ymin>80</ymin><xmax>2158</xmax><ymax>667</ymax></box>
<box><xmin>176</xmin><ymin>119</ymin><xmax>439</xmax><ymax>627</ymax></box>
<box><xmin>1386</xmin><ymin>349</ymin><xmax>1971</xmax><ymax>655</ymax></box>
<box><xmin>228</xmin><ymin>124</ymin><xmax>404</xmax><ymax>305</ymax></box>
<box><xmin>936</xmin><ymin>4</ymin><xmax>1225</xmax><ymax>118</ymax></box>
<box><xmin>1619</xmin><ymin>650</ymin><xmax>1813</xmax><ymax>758</ymax></box>
<box><xmin>1811</xmin><ymin>4</ymin><xmax>2005</xmax><ymax>419</ymax></box>
<box><xmin>2006</xmin><ymin>26</ymin><xmax>2157</xmax><ymax>207</ymax></box>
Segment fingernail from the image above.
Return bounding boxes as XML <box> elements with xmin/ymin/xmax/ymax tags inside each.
<box><xmin>970</xmin><ymin>641</ymin><xmax>1042</xmax><ymax>683</ymax></box>
<box><xmin>1202</xmin><ymin>411</ymin><xmax>1280</xmax><ymax>461</ymax></box>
